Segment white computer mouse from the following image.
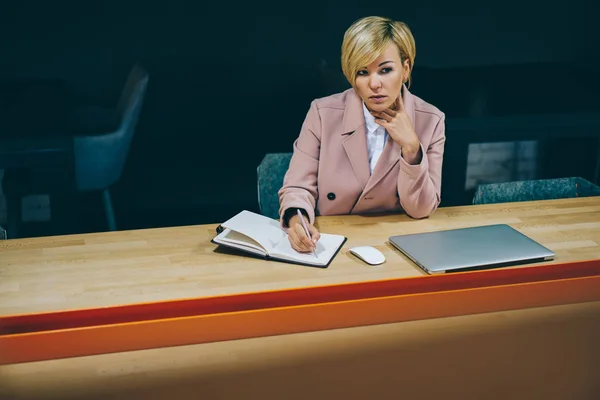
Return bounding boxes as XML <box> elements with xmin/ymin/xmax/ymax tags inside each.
<box><xmin>349</xmin><ymin>246</ymin><xmax>386</xmax><ymax>265</ymax></box>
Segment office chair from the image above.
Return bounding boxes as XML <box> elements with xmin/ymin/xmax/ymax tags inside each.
<box><xmin>3</xmin><ymin>64</ymin><xmax>149</xmax><ymax>237</ymax></box>
<box><xmin>256</xmin><ymin>153</ymin><xmax>292</xmax><ymax>220</ymax></box>
<box><xmin>72</xmin><ymin>64</ymin><xmax>149</xmax><ymax>231</ymax></box>
<box><xmin>472</xmin><ymin>177</ymin><xmax>600</xmax><ymax>205</ymax></box>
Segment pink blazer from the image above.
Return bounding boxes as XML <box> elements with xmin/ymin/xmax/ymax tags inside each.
<box><xmin>278</xmin><ymin>85</ymin><xmax>445</xmax><ymax>226</ymax></box>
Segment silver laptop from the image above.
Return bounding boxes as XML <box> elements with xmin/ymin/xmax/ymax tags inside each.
<box><xmin>389</xmin><ymin>224</ymin><xmax>555</xmax><ymax>274</ymax></box>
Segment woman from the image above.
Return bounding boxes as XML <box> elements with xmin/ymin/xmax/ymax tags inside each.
<box><xmin>279</xmin><ymin>16</ymin><xmax>446</xmax><ymax>253</ymax></box>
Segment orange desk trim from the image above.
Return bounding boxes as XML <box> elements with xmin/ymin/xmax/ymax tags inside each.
<box><xmin>2</xmin><ymin>259</ymin><xmax>600</xmax><ymax>365</ymax></box>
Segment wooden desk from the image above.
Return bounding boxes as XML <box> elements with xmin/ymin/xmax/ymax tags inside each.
<box><xmin>2</xmin><ymin>197</ymin><xmax>600</xmax><ymax>316</ymax></box>
<box><xmin>1</xmin><ymin>302</ymin><xmax>599</xmax><ymax>400</ymax></box>
<box><xmin>1</xmin><ymin>198</ymin><xmax>600</xmax><ymax>399</ymax></box>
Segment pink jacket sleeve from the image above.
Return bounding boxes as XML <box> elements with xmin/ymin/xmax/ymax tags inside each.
<box><xmin>277</xmin><ymin>101</ymin><xmax>321</xmax><ymax>227</ymax></box>
<box><xmin>397</xmin><ymin>114</ymin><xmax>446</xmax><ymax>219</ymax></box>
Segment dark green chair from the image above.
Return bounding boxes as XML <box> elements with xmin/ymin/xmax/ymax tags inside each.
<box><xmin>257</xmin><ymin>153</ymin><xmax>293</xmax><ymax>220</ymax></box>
<box><xmin>472</xmin><ymin>177</ymin><xmax>600</xmax><ymax>205</ymax></box>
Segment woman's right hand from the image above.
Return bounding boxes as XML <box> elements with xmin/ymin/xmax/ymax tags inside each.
<box><xmin>287</xmin><ymin>214</ymin><xmax>321</xmax><ymax>253</ymax></box>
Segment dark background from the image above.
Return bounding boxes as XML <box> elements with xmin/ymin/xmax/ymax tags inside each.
<box><xmin>1</xmin><ymin>0</ymin><xmax>599</xmax><ymax>233</ymax></box>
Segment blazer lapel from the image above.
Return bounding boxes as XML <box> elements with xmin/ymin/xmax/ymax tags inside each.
<box><xmin>341</xmin><ymin>90</ymin><xmax>370</xmax><ymax>190</ymax></box>
<box><xmin>363</xmin><ymin>84</ymin><xmax>417</xmax><ymax>193</ymax></box>
<box><xmin>363</xmin><ymin>138</ymin><xmax>401</xmax><ymax>193</ymax></box>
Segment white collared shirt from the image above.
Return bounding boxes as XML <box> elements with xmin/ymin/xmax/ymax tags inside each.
<box><xmin>362</xmin><ymin>102</ymin><xmax>388</xmax><ymax>174</ymax></box>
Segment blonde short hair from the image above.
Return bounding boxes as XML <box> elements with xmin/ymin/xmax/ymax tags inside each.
<box><xmin>341</xmin><ymin>16</ymin><xmax>416</xmax><ymax>88</ymax></box>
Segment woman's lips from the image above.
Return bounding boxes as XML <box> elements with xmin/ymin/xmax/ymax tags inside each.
<box><xmin>370</xmin><ymin>95</ymin><xmax>387</xmax><ymax>103</ymax></box>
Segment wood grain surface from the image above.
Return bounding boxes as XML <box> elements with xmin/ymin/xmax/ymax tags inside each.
<box><xmin>2</xmin><ymin>197</ymin><xmax>600</xmax><ymax>316</ymax></box>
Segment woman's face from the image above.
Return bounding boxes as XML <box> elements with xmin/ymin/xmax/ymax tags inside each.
<box><xmin>354</xmin><ymin>43</ymin><xmax>409</xmax><ymax>112</ymax></box>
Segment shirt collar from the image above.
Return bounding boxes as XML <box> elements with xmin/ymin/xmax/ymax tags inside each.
<box><xmin>362</xmin><ymin>102</ymin><xmax>380</xmax><ymax>134</ymax></box>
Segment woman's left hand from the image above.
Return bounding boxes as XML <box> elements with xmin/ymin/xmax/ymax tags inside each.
<box><xmin>371</xmin><ymin>95</ymin><xmax>422</xmax><ymax>165</ymax></box>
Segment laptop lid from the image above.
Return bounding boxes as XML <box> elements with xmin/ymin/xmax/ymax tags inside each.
<box><xmin>389</xmin><ymin>224</ymin><xmax>555</xmax><ymax>274</ymax></box>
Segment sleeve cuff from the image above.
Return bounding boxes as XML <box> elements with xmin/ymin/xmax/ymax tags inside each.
<box><xmin>280</xmin><ymin>204</ymin><xmax>315</xmax><ymax>230</ymax></box>
<box><xmin>399</xmin><ymin>143</ymin><xmax>428</xmax><ymax>177</ymax></box>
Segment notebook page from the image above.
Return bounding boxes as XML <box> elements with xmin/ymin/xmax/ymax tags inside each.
<box><xmin>221</xmin><ymin>210</ymin><xmax>286</xmax><ymax>253</ymax></box>
<box><xmin>214</xmin><ymin>228</ymin><xmax>267</xmax><ymax>255</ymax></box>
<box><xmin>270</xmin><ymin>233</ymin><xmax>346</xmax><ymax>266</ymax></box>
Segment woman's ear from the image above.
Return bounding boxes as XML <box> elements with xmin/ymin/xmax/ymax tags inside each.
<box><xmin>403</xmin><ymin>59</ymin><xmax>411</xmax><ymax>75</ymax></box>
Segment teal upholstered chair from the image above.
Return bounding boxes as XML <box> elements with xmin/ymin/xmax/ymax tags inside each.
<box><xmin>2</xmin><ymin>64</ymin><xmax>148</xmax><ymax>238</ymax></box>
<box><xmin>70</xmin><ymin>63</ymin><xmax>148</xmax><ymax>231</ymax></box>
<box><xmin>257</xmin><ymin>153</ymin><xmax>293</xmax><ymax>220</ymax></box>
<box><xmin>472</xmin><ymin>177</ymin><xmax>600</xmax><ymax>205</ymax></box>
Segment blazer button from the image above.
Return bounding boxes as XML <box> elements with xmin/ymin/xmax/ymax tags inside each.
<box><xmin>327</xmin><ymin>192</ymin><xmax>336</xmax><ymax>200</ymax></box>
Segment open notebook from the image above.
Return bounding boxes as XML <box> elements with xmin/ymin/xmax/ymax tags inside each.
<box><xmin>211</xmin><ymin>210</ymin><xmax>347</xmax><ymax>268</ymax></box>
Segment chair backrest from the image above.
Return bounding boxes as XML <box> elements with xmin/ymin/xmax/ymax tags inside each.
<box><xmin>472</xmin><ymin>177</ymin><xmax>600</xmax><ymax>205</ymax></box>
<box><xmin>117</xmin><ymin>64</ymin><xmax>149</xmax><ymax>119</ymax></box>
<box><xmin>74</xmin><ymin>64</ymin><xmax>149</xmax><ymax>191</ymax></box>
<box><xmin>257</xmin><ymin>153</ymin><xmax>293</xmax><ymax>219</ymax></box>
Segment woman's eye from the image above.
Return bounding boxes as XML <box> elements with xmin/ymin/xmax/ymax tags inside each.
<box><xmin>380</xmin><ymin>68</ymin><xmax>392</xmax><ymax>74</ymax></box>
<box><xmin>356</xmin><ymin>70</ymin><xmax>368</xmax><ymax>76</ymax></box>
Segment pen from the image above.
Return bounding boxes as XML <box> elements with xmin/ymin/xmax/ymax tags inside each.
<box><xmin>297</xmin><ymin>209</ymin><xmax>318</xmax><ymax>258</ymax></box>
